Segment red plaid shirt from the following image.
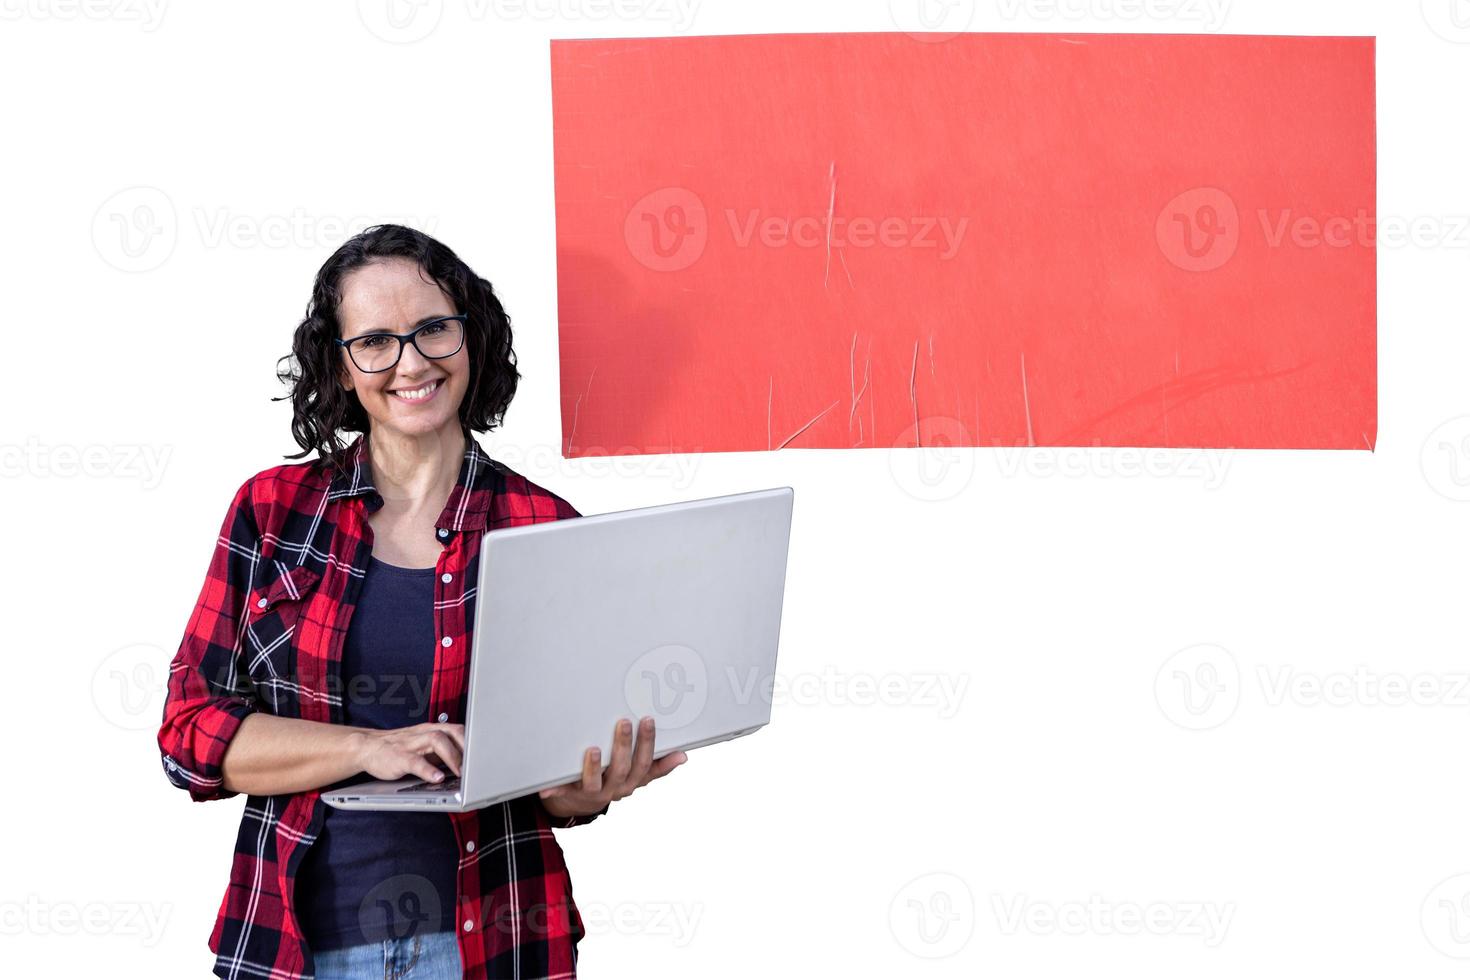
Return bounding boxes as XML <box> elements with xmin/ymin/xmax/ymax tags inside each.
<box><xmin>158</xmin><ymin>429</ymin><xmax>602</xmax><ymax>979</ymax></box>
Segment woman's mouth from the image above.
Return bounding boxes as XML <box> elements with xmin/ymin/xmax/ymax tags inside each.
<box><xmin>389</xmin><ymin>378</ymin><xmax>443</xmax><ymax>403</ymax></box>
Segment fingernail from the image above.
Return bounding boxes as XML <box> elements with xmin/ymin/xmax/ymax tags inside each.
<box><xmin>620</xmin><ymin>720</ymin><xmax>632</xmax><ymax>735</ymax></box>
<box><xmin>432</xmin><ymin>771</ymin><xmax>443</xmax><ymax>781</ymax></box>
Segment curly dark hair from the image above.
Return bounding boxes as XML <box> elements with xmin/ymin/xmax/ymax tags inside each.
<box><xmin>274</xmin><ymin>224</ymin><xmax>519</xmax><ymax>478</ymax></box>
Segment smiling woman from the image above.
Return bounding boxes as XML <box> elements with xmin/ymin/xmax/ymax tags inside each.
<box><xmin>276</xmin><ymin>225</ymin><xmax>521</xmax><ymax>479</ymax></box>
<box><xmin>158</xmin><ymin>224</ymin><xmax>684</xmax><ymax>980</ymax></box>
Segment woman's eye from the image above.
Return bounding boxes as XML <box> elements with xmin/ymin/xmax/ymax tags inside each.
<box><xmin>420</xmin><ymin>323</ymin><xmax>445</xmax><ymax>336</ymax></box>
<box><xmin>359</xmin><ymin>336</ymin><xmax>391</xmax><ymax>349</ymax></box>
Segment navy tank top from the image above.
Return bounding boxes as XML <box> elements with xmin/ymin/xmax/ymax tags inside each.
<box><xmin>296</xmin><ymin>556</ymin><xmax>459</xmax><ymax>952</ymax></box>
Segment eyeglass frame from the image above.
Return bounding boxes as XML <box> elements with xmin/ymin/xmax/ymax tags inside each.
<box><xmin>334</xmin><ymin>314</ymin><xmax>468</xmax><ymax>374</ymax></box>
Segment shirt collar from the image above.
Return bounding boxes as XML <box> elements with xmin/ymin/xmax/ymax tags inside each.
<box><xmin>325</xmin><ymin>427</ymin><xmax>501</xmax><ymax>534</ymax></box>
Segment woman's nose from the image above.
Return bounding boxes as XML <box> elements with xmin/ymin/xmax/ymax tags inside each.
<box><xmin>396</xmin><ymin>340</ymin><xmax>431</xmax><ymax>373</ymax></box>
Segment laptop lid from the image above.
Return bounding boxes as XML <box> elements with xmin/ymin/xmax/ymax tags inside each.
<box><xmin>458</xmin><ymin>487</ymin><xmax>793</xmax><ymax>806</ymax></box>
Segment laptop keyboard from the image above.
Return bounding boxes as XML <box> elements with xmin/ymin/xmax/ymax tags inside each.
<box><xmin>397</xmin><ymin>776</ymin><xmax>460</xmax><ymax>795</ymax></box>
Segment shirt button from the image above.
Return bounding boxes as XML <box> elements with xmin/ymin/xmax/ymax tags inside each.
<box><xmin>441</xmin><ymin>572</ymin><xmax>453</xmax><ymax>584</ymax></box>
<box><xmin>463</xmin><ymin>919</ymin><xmax>474</xmax><ymax>933</ymax></box>
<box><xmin>437</xmin><ymin>713</ymin><xmax>449</xmax><ymax>723</ymax></box>
<box><xmin>438</xmin><ymin>528</ymin><xmax>449</xmax><ymax>539</ymax></box>
<box><xmin>256</xmin><ymin>598</ymin><xmax>268</xmax><ymax>609</ymax></box>
<box><xmin>441</xmin><ymin>636</ymin><xmax>453</xmax><ymax>648</ymax></box>
<box><xmin>465</xmin><ymin>840</ymin><xmax>475</xmax><ymax>853</ymax></box>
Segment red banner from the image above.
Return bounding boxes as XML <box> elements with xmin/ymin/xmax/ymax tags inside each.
<box><xmin>552</xmin><ymin>32</ymin><xmax>1376</xmax><ymax>455</ymax></box>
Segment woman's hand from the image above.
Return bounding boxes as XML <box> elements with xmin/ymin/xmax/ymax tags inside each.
<box><xmin>539</xmin><ymin>716</ymin><xmax>687</xmax><ymax>818</ymax></box>
<box><xmin>221</xmin><ymin>717</ymin><xmax>465</xmax><ymax>797</ymax></box>
<box><xmin>352</xmin><ymin>722</ymin><xmax>466</xmax><ymax>783</ymax></box>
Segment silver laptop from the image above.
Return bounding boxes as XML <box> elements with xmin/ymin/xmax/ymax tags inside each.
<box><xmin>323</xmin><ymin>486</ymin><xmax>793</xmax><ymax>812</ymax></box>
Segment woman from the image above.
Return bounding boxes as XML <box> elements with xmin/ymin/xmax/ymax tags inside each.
<box><xmin>158</xmin><ymin>224</ymin><xmax>686</xmax><ymax>979</ymax></box>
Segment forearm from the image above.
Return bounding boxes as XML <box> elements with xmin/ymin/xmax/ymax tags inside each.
<box><xmin>221</xmin><ymin>713</ymin><xmax>368</xmax><ymax>796</ymax></box>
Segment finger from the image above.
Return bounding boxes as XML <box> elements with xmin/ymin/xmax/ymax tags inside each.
<box><xmin>646</xmin><ymin>750</ymin><xmax>688</xmax><ymax>783</ymax></box>
<box><xmin>409</xmin><ymin>731</ymin><xmax>447</xmax><ymax>757</ymax></box>
<box><xmin>426</xmin><ymin>733</ymin><xmax>463</xmax><ymax>775</ymax></box>
<box><xmin>433</xmin><ymin>724</ymin><xmax>467</xmax><ymax>753</ymax></box>
<box><xmin>627</xmin><ymin>716</ymin><xmax>656</xmax><ymax>786</ymax></box>
<box><xmin>580</xmin><ymin>746</ymin><xmax>603</xmax><ymax>794</ymax></box>
<box><xmin>405</xmin><ymin>753</ymin><xmax>448</xmax><ymax>783</ymax></box>
<box><xmin>413</xmin><ymin>723</ymin><xmax>464</xmax><ymax>749</ymax></box>
<box><xmin>408</xmin><ymin>734</ymin><xmax>454</xmax><ymax>778</ymax></box>
<box><xmin>605</xmin><ymin>719</ymin><xmax>635</xmax><ymax>789</ymax></box>
<box><xmin>543</xmin><ymin>746</ymin><xmax>599</xmax><ymax>799</ymax></box>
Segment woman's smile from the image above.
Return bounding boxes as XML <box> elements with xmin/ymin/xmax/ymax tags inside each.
<box><xmin>388</xmin><ymin>377</ymin><xmax>443</xmax><ymax>403</ymax></box>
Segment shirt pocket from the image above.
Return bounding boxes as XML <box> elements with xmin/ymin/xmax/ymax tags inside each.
<box><xmin>243</xmin><ymin>560</ymin><xmax>321</xmax><ymax>710</ymax></box>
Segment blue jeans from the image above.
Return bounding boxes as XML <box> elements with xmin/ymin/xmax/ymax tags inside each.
<box><xmin>312</xmin><ymin>931</ymin><xmax>463</xmax><ymax>979</ymax></box>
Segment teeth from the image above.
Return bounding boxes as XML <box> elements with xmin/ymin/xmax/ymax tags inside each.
<box><xmin>393</xmin><ymin>380</ymin><xmax>439</xmax><ymax>401</ymax></box>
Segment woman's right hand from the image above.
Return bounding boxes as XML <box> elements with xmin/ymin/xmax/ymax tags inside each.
<box><xmin>352</xmin><ymin>722</ymin><xmax>466</xmax><ymax>783</ymax></box>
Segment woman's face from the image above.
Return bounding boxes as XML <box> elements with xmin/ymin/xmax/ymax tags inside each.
<box><xmin>336</xmin><ymin>257</ymin><xmax>470</xmax><ymax>441</ymax></box>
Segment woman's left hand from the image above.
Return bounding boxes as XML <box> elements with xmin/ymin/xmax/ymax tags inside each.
<box><xmin>539</xmin><ymin>716</ymin><xmax>687</xmax><ymax>818</ymax></box>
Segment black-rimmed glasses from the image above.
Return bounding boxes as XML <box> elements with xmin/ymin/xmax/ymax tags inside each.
<box><xmin>336</xmin><ymin>315</ymin><xmax>467</xmax><ymax>374</ymax></box>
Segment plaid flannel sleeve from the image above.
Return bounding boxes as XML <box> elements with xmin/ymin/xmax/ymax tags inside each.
<box><xmin>541</xmin><ymin>797</ymin><xmax>610</xmax><ymax>829</ymax></box>
<box><xmin>157</xmin><ymin>477</ymin><xmax>261</xmax><ymax>802</ymax></box>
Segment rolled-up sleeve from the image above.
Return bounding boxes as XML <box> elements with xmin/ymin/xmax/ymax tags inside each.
<box><xmin>157</xmin><ymin>477</ymin><xmax>261</xmax><ymax>802</ymax></box>
<box><xmin>540</xmin><ymin>798</ymin><xmax>610</xmax><ymax>829</ymax></box>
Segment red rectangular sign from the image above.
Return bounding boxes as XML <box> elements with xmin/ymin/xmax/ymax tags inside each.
<box><xmin>551</xmin><ymin>32</ymin><xmax>1376</xmax><ymax>455</ymax></box>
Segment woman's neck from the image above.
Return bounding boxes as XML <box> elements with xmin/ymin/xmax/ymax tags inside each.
<box><xmin>366</xmin><ymin>423</ymin><xmax>466</xmax><ymax>512</ymax></box>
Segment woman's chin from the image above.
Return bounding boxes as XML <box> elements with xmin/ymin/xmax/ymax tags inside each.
<box><xmin>372</xmin><ymin>404</ymin><xmax>458</xmax><ymax>438</ymax></box>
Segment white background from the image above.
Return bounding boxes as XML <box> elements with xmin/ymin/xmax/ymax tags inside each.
<box><xmin>3</xmin><ymin>0</ymin><xmax>1468</xmax><ymax>976</ymax></box>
